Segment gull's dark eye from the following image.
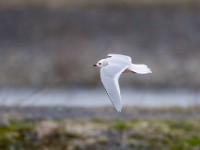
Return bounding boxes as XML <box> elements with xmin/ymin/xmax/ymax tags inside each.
<box><xmin>99</xmin><ymin>63</ymin><xmax>101</xmax><ymax>65</ymax></box>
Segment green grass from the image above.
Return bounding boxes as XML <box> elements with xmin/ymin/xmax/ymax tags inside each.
<box><xmin>0</xmin><ymin>118</ymin><xmax>200</xmax><ymax>149</ymax></box>
<box><xmin>110</xmin><ymin>119</ymin><xmax>132</xmax><ymax>130</ymax></box>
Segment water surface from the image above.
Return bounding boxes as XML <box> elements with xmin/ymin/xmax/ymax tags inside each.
<box><xmin>0</xmin><ymin>88</ymin><xmax>199</xmax><ymax>107</ymax></box>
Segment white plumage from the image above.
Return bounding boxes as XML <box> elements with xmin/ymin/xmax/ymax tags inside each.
<box><xmin>94</xmin><ymin>54</ymin><xmax>152</xmax><ymax>112</ymax></box>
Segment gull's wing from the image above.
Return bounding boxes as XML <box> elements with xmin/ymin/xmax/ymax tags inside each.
<box><xmin>100</xmin><ymin>64</ymin><xmax>128</xmax><ymax>112</ymax></box>
<box><xmin>107</xmin><ymin>54</ymin><xmax>132</xmax><ymax>62</ymax></box>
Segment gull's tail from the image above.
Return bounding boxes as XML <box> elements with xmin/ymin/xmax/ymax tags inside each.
<box><xmin>129</xmin><ymin>64</ymin><xmax>152</xmax><ymax>74</ymax></box>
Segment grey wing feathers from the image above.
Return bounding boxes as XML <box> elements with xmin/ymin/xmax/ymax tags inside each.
<box><xmin>100</xmin><ymin>64</ymin><xmax>128</xmax><ymax>112</ymax></box>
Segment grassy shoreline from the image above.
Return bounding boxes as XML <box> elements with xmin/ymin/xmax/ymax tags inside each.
<box><xmin>0</xmin><ymin>106</ymin><xmax>200</xmax><ymax>120</ymax></box>
<box><xmin>0</xmin><ymin>109</ymin><xmax>200</xmax><ymax>149</ymax></box>
<box><xmin>0</xmin><ymin>107</ymin><xmax>199</xmax><ymax>149</ymax></box>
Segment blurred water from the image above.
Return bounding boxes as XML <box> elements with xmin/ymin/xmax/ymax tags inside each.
<box><xmin>0</xmin><ymin>88</ymin><xmax>199</xmax><ymax>107</ymax></box>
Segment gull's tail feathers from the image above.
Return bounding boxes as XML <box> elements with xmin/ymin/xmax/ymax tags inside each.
<box><xmin>129</xmin><ymin>64</ymin><xmax>152</xmax><ymax>74</ymax></box>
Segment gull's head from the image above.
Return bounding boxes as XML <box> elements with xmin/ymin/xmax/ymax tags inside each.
<box><xmin>93</xmin><ymin>59</ymin><xmax>104</xmax><ymax>68</ymax></box>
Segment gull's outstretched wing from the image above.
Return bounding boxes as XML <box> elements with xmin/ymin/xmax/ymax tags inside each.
<box><xmin>100</xmin><ymin>64</ymin><xmax>128</xmax><ymax>112</ymax></box>
<box><xmin>107</xmin><ymin>54</ymin><xmax>132</xmax><ymax>62</ymax></box>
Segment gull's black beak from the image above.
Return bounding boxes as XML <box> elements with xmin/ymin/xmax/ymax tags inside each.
<box><xmin>93</xmin><ymin>64</ymin><xmax>97</xmax><ymax>67</ymax></box>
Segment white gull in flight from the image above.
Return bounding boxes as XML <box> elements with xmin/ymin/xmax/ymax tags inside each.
<box><xmin>94</xmin><ymin>54</ymin><xmax>152</xmax><ymax>112</ymax></box>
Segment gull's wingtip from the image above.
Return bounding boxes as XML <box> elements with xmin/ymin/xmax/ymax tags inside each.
<box><xmin>115</xmin><ymin>106</ymin><xmax>122</xmax><ymax>112</ymax></box>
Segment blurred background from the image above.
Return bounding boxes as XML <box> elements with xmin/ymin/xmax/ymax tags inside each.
<box><xmin>0</xmin><ymin>0</ymin><xmax>200</xmax><ymax>150</ymax></box>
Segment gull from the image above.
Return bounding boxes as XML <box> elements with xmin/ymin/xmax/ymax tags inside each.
<box><xmin>94</xmin><ymin>54</ymin><xmax>152</xmax><ymax>112</ymax></box>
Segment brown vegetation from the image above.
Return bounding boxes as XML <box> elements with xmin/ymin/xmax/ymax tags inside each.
<box><xmin>0</xmin><ymin>0</ymin><xmax>200</xmax><ymax>9</ymax></box>
<box><xmin>0</xmin><ymin>107</ymin><xmax>200</xmax><ymax>150</ymax></box>
<box><xmin>0</xmin><ymin>3</ymin><xmax>200</xmax><ymax>88</ymax></box>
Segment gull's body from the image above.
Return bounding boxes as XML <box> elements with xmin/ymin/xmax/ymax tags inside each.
<box><xmin>94</xmin><ymin>54</ymin><xmax>152</xmax><ymax>112</ymax></box>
